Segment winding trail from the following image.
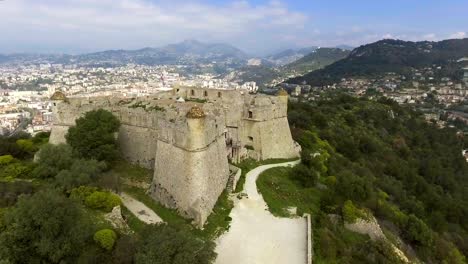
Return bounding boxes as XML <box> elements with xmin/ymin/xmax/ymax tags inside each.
<box><xmin>215</xmin><ymin>160</ymin><xmax>307</xmax><ymax>264</ymax></box>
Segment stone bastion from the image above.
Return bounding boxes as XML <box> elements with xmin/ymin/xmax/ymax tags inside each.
<box><xmin>49</xmin><ymin>87</ymin><xmax>299</xmax><ymax>227</ymax></box>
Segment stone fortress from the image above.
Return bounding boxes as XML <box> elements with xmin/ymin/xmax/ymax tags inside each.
<box><xmin>49</xmin><ymin>87</ymin><xmax>300</xmax><ymax>227</ymax></box>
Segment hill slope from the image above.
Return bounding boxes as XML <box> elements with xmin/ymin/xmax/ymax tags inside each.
<box><xmin>289</xmin><ymin>38</ymin><xmax>468</xmax><ymax>86</ymax></box>
<box><xmin>0</xmin><ymin>40</ymin><xmax>249</xmax><ymax>68</ymax></box>
<box><xmin>284</xmin><ymin>47</ymin><xmax>350</xmax><ymax>75</ymax></box>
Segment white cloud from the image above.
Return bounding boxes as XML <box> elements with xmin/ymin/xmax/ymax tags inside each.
<box><xmin>0</xmin><ymin>0</ymin><xmax>309</xmax><ymax>53</ymax></box>
<box><xmin>382</xmin><ymin>33</ymin><xmax>394</xmax><ymax>39</ymax></box>
<box><xmin>423</xmin><ymin>33</ymin><xmax>437</xmax><ymax>41</ymax></box>
<box><xmin>450</xmin><ymin>32</ymin><xmax>467</xmax><ymax>39</ymax></box>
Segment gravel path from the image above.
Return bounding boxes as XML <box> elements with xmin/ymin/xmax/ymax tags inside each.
<box><xmin>120</xmin><ymin>193</ymin><xmax>164</xmax><ymax>225</ymax></box>
<box><xmin>215</xmin><ymin>160</ymin><xmax>307</xmax><ymax>264</ymax></box>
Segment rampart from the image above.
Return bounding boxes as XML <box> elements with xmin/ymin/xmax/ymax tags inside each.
<box><xmin>49</xmin><ymin>87</ymin><xmax>299</xmax><ymax>226</ymax></box>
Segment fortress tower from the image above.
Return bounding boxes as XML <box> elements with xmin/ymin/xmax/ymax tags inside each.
<box><xmin>49</xmin><ymin>88</ymin><xmax>300</xmax><ymax>227</ymax></box>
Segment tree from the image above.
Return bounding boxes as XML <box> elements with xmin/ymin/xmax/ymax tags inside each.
<box><xmin>290</xmin><ymin>163</ymin><xmax>318</xmax><ymax>187</ymax></box>
<box><xmin>404</xmin><ymin>214</ymin><xmax>433</xmax><ymax>247</ymax></box>
<box><xmin>55</xmin><ymin>159</ymin><xmax>106</xmax><ymax>190</ymax></box>
<box><xmin>135</xmin><ymin>225</ymin><xmax>217</xmax><ymax>264</ymax></box>
<box><xmin>66</xmin><ymin>109</ymin><xmax>120</xmax><ymax>162</ymax></box>
<box><xmin>112</xmin><ymin>235</ymin><xmax>138</xmax><ymax>264</ymax></box>
<box><xmin>0</xmin><ymin>190</ymin><xmax>93</xmax><ymax>263</ymax></box>
<box><xmin>33</xmin><ymin>144</ymin><xmax>74</xmax><ymax>178</ymax></box>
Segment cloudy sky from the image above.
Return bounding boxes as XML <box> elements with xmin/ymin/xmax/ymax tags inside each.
<box><xmin>0</xmin><ymin>0</ymin><xmax>467</xmax><ymax>55</ymax></box>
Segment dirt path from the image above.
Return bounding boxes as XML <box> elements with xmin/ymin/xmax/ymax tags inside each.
<box><xmin>120</xmin><ymin>193</ymin><xmax>164</xmax><ymax>225</ymax></box>
<box><xmin>215</xmin><ymin>160</ymin><xmax>307</xmax><ymax>264</ymax></box>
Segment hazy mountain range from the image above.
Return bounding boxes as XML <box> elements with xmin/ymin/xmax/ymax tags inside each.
<box><xmin>0</xmin><ymin>40</ymin><xmax>352</xmax><ymax>68</ymax></box>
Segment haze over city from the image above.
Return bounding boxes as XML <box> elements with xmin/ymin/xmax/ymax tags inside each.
<box><xmin>0</xmin><ymin>0</ymin><xmax>467</xmax><ymax>54</ymax></box>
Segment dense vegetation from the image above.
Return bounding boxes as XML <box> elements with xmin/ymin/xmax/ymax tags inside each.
<box><xmin>260</xmin><ymin>94</ymin><xmax>467</xmax><ymax>263</ymax></box>
<box><xmin>284</xmin><ymin>47</ymin><xmax>350</xmax><ymax>75</ymax></box>
<box><xmin>0</xmin><ymin>109</ymin><xmax>217</xmax><ymax>264</ymax></box>
<box><xmin>289</xmin><ymin>38</ymin><xmax>468</xmax><ymax>86</ymax></box>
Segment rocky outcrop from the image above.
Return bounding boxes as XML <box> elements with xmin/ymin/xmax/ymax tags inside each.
<box><xmin>105</xmin><ymin>206</ymin><xmax>131</xmax><ymax>234</ymax></box>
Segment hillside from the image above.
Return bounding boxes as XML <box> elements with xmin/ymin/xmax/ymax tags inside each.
<box><xmin>225</xmin><ymin>48</ymin><xmax>349</xmax><ymax>87</ymax></box>
<box><xmin>289</xmin><ymin>38</ymin><xmax>468</xmax><ymax>86</ymax></box>
<box><xmin>222</xmin><ymin>65</ymin><xmax>282</xmax><ymax>88</ymax></box>
<box><xmin>0</xmin><ymin>40</ymin><xmax>248</xmax><ymax>69</ymax></box>
<box><xmin>265</xmin><ymin>46</ymin><xmax>318</xmax><ymax>66</ymax></box>
<box><xmin>258</xmin><ymin>94</ymin><xmax>468</xmax><ymax>263</ymax></box>
<box><xmin>284</xmin><ymin>47</ymin><xmax>350</xmax><ymax>75</ymax></box>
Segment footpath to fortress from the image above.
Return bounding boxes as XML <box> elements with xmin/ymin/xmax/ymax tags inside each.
<box><xmin>49</xmin><ymin>87</ymin><xmax>300</xmax><ymax>227</ymax></box>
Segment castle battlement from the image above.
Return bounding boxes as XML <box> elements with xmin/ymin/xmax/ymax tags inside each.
<box><xmin>49</xmin><ymin>87</ymin><xmax>299</xmax><ymax>227</ymax></box>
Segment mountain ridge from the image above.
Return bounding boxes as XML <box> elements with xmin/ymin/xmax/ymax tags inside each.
<box><xmin>288</xmin><ymin>38</ymin><xmax>468</xmax><ymax>86</ymax></box>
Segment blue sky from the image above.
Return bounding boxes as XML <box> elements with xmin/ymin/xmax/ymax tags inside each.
<box><xmin>0</xmin><ymin>0</ymin><xmax>467</xmax><ymax>55</ymax></box>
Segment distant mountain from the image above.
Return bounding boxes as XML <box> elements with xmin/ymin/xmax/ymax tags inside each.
<box><xmin>74</xmin><ymin>39</ymin><xmax>248</xmax><ymax>66</ymax></box>
<box><xmin>265</xmin><ymin>47</ymin><xmax>318</xmax><ymax>66</ymax></box>
<box><xmin>224</xmin><ymin>48</ymin><xmax>350</xmax><ymax>87</ymax></box>
<box><xmin>284</xmin><ymin>47</ymin><xmax>350</xmax><ymax>75</ymax></box>
<box><xmin>288</xmin><ymin>38</ymin><xmax>468</xmax><ymax>86</ymax></box>
<box><xmin>335</xmin><ymin>44</ymin><xmax>355</xmax><ymax>50</ymax></box>
<box><xmin>0</xmin><ymin>40</ymin><xmax>249</xmax><ymax>70</ymax></box>
<box><xmin>223</xmin><ymin>65</ymin><xmax>282</xmax><ymax>88</ymax></box>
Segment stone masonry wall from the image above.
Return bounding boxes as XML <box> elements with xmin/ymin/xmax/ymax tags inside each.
<box><xmin>49</xmin><ymin>89</ymin><xmax>298</xmax><ymax>227</ymax></box>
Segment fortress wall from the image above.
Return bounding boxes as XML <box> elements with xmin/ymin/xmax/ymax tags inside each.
<box><xmin>49</xmin><ymin>125</ymin><xmax>70</xmax><ymax>144</ymax></box>
<box><xmin>118</xmin><ymin>125</ymin><xmax>158</xmax><ymax>169</ymax></box>
<box><xmin>255</xmin><ymin>117</ymin><xmax>300</xmax><ymax>160</ymax></box>
<box><xmin>151</xmin><ymin>135</ymin><xmax>229</xmax><ymax>227</ymax></box>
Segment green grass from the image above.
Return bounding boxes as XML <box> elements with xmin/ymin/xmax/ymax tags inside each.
<box><xmin>123</xmin><ymin>186</ymin><xmax>192</xmax><ymax>231</ymax></box>
<box><xmin>256</xmin><ymin>166</ymin><xmax>321</xmax><ymax>217</ymax></box>
<box><xmin>116</xmin><ymin>158</ymin><xmax>298</xmax><ymax>240</ymax></box>
<box><xmin>108</xmin><ymin>160</ymin><xmax>153</xmax><ymax>184</ymax></box>
<box><xmin>121</xmin><ymin>205</ymin><xmax>146</xmax><ymax>233</ymax></box>
<box><xmin>192</xmin><ymin>190</ymin><xmax>233</xmax><ymax>240</ymax></box>
<box><xmin>123</xmin><ymin>185</ymin><xmax>234</xmax><ymax>240</ymax></box>
<box><xmin>234</xmin><ymin>158</ymin><xmax>299</xmax><ymax>193</ymax></box>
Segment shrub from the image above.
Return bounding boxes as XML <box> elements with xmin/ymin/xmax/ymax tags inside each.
<box><xmin>55</xmin><ymin>159</ymin><xmax>106</xmax><ymax>191</ymax></box>
<box><xmin>0</xmin><ymin>162</ymin><xmax>34</xmax><ymax>180</ymax></box>
<box><xmin>0</xmin><ymin>155</ymin><xmax>14</xmax><ymax>166</ymax></box>
<box><xmin>342</xmin><ymin>200</ymin><xmax>368</xmax><ymax>223</ymax></box>
<box><xmin>290</xmin><ymin>163</ymin><xmax>318</xmax><ymax>187</ymax></box>
<box><xmin>32</xmin><ymin>144</ymin><xmax>74</xmax><ymax>179</ymax></box>
<box><xmin>85</xmin><ymin>191</ymin><xmax>121</xmax><ymax>212</ymax></box>
<box><xmin>69</xmin><ymin>186</ymin><xmax>99</xmax><ymax>203</ymax></box>
<box><xmin>94</xmin><ymin>229</ymin><xmax>117</xmax><ymax>251</ymax></box>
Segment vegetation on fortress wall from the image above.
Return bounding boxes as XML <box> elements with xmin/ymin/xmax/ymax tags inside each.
<box><xmin>0</xmin><ymin>109</ymin><xmax>217</xmax><ymax>264</ymax></box>
<box><xmin>258</xmin><ymin>94</ymin><xmax>467</xmax><ymax>263</ymax></box>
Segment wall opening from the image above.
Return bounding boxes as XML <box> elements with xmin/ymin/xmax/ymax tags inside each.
<box><xmin>218</xmin><ymin>92</ymin><xmax>222</xmax><ymax>98</ymax></box>
<box><xmin>204</xmin><ymin>91</ymin><xmax>208</xmax><ymax>97</ymax></box>
<box><xmin>191</xmin><ymin>90</ymin><xmax>195</xmax><ymax>96</ymax></box>
<box><xmin>248</xmin><ymin>111</ymin><xmax>253</xmax><ymax>118</ymax></box>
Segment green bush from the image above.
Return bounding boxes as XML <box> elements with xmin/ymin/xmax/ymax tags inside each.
<box><xmin>0</xmin><ymin>162</ymin><xmax>34</xmax><ymax>180</ymax></box>
<box><xmin>290</xmin><ymin>163</ymin><xmax>318</xmax><ymax>187</ymax></box>
<box><xmin>85</xmin><ymin>191</ymin><xmax>121</xmax><ymax>212</ymax></box>
<box><xmin>69</xmin><ymin>186</ymin><xmax>98</xmax><ymax>203</ymax></box>
<box><xmin>94</xmin><ymin>229</ymin><xmax>117</xmax><ymax>251</ymax></box>
<box><xmin>342</xmin><ymin>200</ymin><xmax>368</xmax><ymax>223</ymax></box>
<box><xmin>0</xmin><ymin>155</ymin><xmax>14</xmax><ymax>166</ymax></box>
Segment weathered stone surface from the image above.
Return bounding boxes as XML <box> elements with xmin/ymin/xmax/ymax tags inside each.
<box><xmin>49</xmin><ymin>87</ymin><xmax>300</xmax><ymax>227</ymax></box>
<box><xmin>104</xmin><ymin>206</ymin><xmax>132</xmax><ymax>234</ymax></box>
